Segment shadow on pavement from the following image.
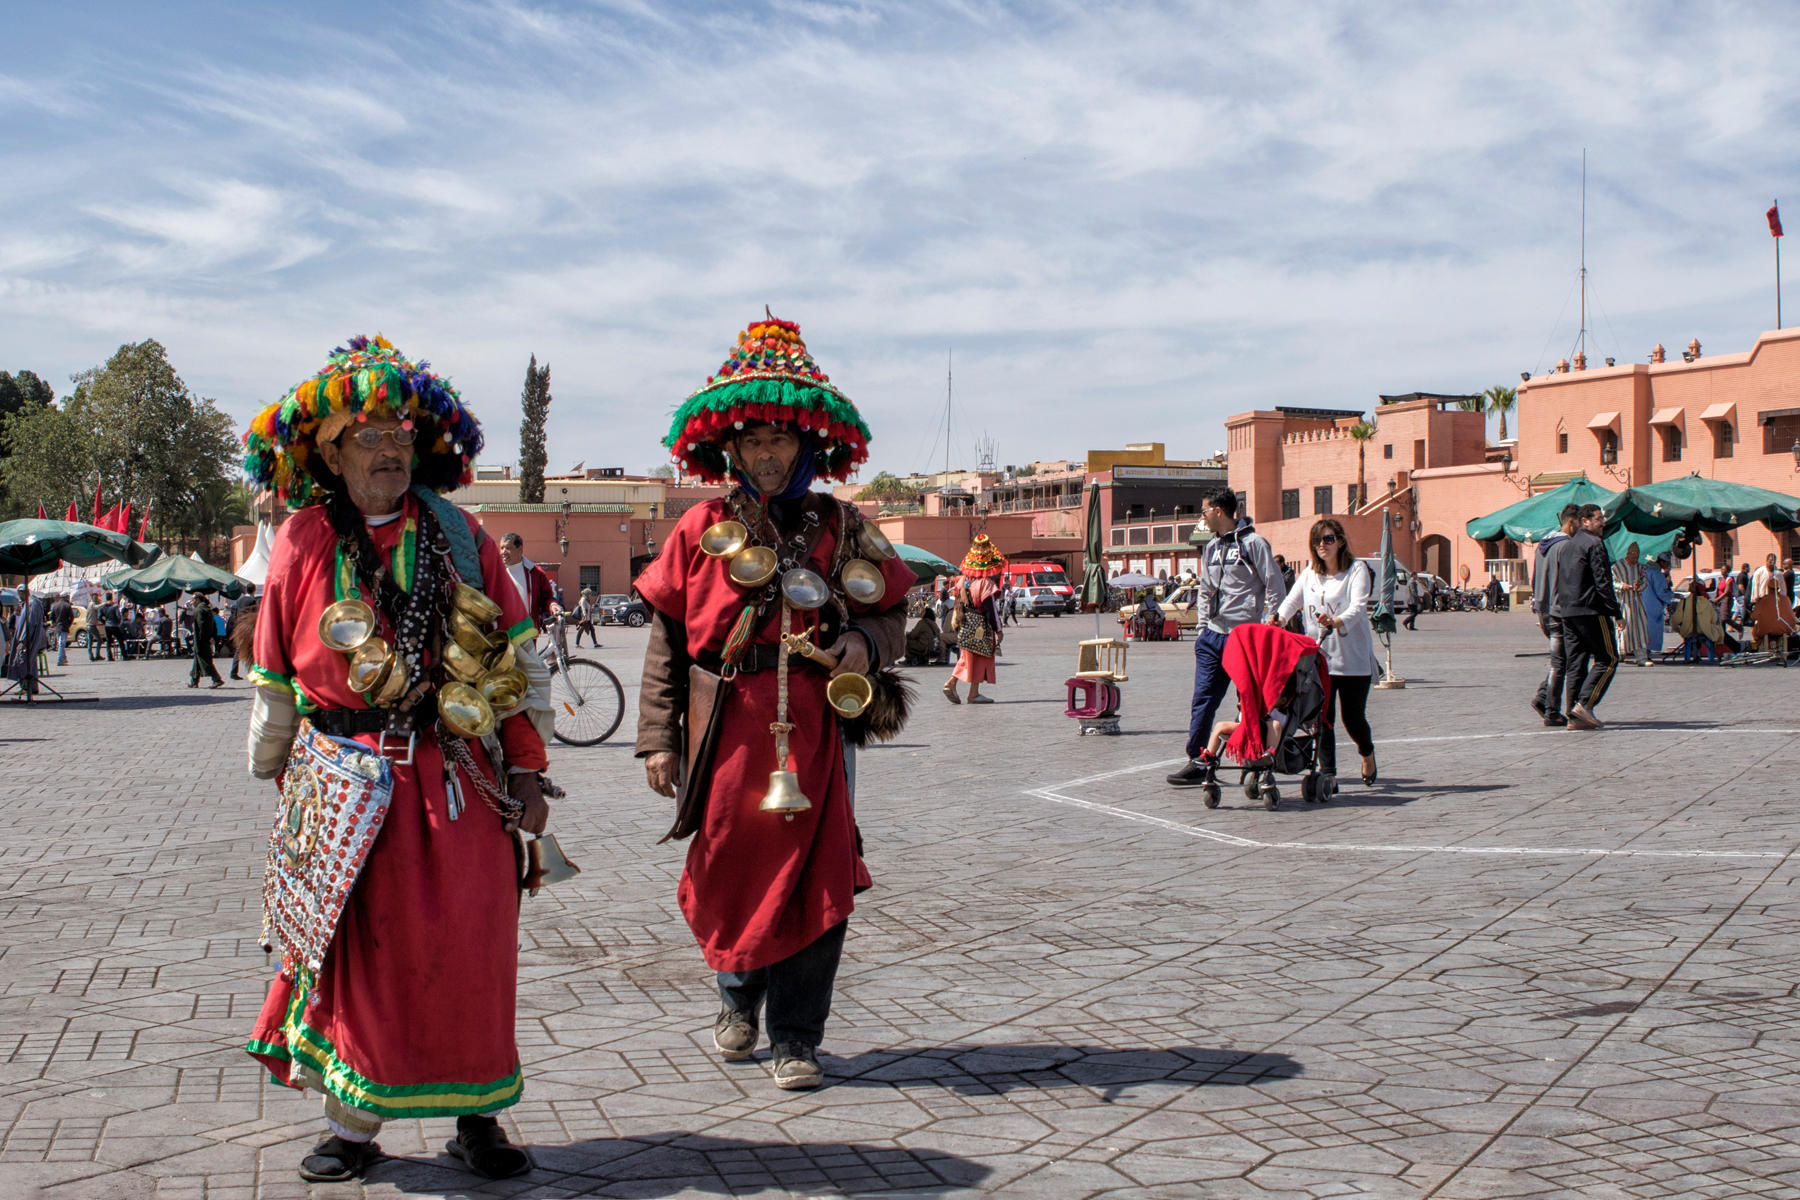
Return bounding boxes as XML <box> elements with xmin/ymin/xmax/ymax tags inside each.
<box><xmin>834</xmin><ymin>1043</ymin><xmax>1301</xmax><ymax>1102</ymax></box>
<box><xmin>1316</xmin><ymin>778</ymin><xmax>1507</xmax><ymax>807</ymax></box>
<box><xmin>93</xmin><ymin>693</ymin><xmax>246</xmax><ymax>710</ymax></box>
<box><xmin>376</xmin><ymin>1132</ymin><xmax>990</xmax><ymax>1197</ymax></box>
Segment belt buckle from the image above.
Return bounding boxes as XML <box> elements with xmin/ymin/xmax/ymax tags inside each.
<box><xmin>377</xmin><ymin>729</ymin><xmax>417</xmax><ymax>765</ymax></box>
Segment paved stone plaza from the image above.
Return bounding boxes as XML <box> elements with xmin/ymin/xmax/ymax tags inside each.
<box><xmin>3</xmin><ymin>611</ymin><xmax>1798</xmax><ymax>1199</ymax></box>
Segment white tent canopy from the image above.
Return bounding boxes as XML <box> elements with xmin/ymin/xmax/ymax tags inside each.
<box><xmin>236</xmin><ymin>522</ymin><xmax>274</xmax><ymax>586</ymax></box>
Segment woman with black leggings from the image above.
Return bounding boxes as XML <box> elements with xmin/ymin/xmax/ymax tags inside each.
<box><xmin>1274</xmin><ymin>518</ymin><xmax>1378</xmax><ymax>792</ymax></box>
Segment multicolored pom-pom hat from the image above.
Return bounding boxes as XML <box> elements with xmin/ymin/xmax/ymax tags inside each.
<box><xmin>664</xmin><ymin>311</ymin><xmax>871</xmax><ymax>483</ymax></box>
<box><xmin>961</xmin><ymin>533</ymin><xmax>1007</xmax><ymax>578</ymax></box>
<box><xmin>243</xmin><ymin>335</ymin><xmax>484</xmax><ymax>508</ymax></box>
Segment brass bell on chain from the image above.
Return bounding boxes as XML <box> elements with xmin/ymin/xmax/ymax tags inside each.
<box><xmin>759</xmin><ymin>769</ymin><xmax>812</xmax><ymax>814</ymax></box>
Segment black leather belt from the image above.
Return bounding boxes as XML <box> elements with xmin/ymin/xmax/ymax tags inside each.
<box><xmin>310</xmin><ymin>705</ymin><xmax>432</xmax><ymax>737</ymax></box>
<box><xmin>697</xmin><ymin>643</ymin><xmax>834</xmax><ymax>676</ymax></box>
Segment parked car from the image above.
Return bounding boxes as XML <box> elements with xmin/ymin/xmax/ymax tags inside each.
<box><xmin>596</xmin><ymin>593</ymin><xmax>649</xmax><ymax>627</ymax></box>
<box><xmin>1119</xmin><ymin>583</ymin><xmax>1201</xmax><ymax>630</ymax></box>
<box><xmin>1013</xmin><ymin>586</ymin><xmax>1067</xmax><ymax>617</ymax></box>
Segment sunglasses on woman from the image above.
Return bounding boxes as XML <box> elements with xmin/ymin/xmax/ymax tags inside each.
<box><xmin>1315</xmin><ymin>534</ymin><xmax>1338</xmax><ymax>545</ymax></box>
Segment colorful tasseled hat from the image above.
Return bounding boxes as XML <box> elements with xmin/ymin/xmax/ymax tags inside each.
<box><xmin>664</xmin><ymin>312</ymin><xmax>870</xmax><ymax>483</ymax></box>
<box><xmin>243</xmin><ymin>335</ymin><xmax>484</xmax><ymax>508</ymax></box>
<box><xmin>960</xmin><ymin>533</ymin><xmax>1007</xmax><ymax>578</ymax></box>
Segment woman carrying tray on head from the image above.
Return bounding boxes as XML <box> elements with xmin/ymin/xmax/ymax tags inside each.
<box><xmin>240</xmin><ymin>336</ymin><xmax>556</xmax><ymax>1184</ymax></box>
<box><xmin>944</xmin><ymin>534</ymin><xmax>1005</xmax><ymax>705</ymax></box>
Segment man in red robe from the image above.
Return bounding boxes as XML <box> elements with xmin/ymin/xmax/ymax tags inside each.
<box><xmin>635</xmin><ymin>314</ymin><xmax>912</xmax><ymax>1090</ymax></box>
<box><xmin>241</xmin><ymin>336</ymin><xmax>554</xmax><ymax>1183</ymax></box>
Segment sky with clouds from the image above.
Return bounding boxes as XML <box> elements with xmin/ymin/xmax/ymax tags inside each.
<box><xmin>4</xmin><ymin>0</ymin><xmax>1798</xmax><ymax>479</ymax></box>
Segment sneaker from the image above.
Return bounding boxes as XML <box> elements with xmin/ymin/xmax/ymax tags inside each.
<box><xmin>1567</xmin><ymin>703</ymin><xmax>1603</xmax><ymax>730</ymax></box>
<box><xmin>713</xmin><ymin>1007</ymin><xmax>758</xmax><ymax>1061</ymax></box>
<box><xmin>1529</xmin><ymin>694</ymin><xmax>1547</xmax><ymax>719</ymax></box>
<box><xmin>1165</xmin><ymin>759</ymin><xmax>1213</xmax><ymax>787</ymax></box>
<box><xmin>1543</xmin><ymin>714</ymin><xmax>1568</xmax><ymax>728</ymax></box>
<box><xmin>769</xmin><ymin>1042</ymin><xmax>824</xmax><ymax>1090</ymax></box>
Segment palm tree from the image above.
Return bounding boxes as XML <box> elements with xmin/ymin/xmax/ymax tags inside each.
<box><xmin>1484</xmin><ymin>385</ymin><xmax>1517</xmax><ymax>442</ymax></box>
<box><xmin>1349</xmin><ymin>420</ymin><xmax>1375</xmax><ymax>510</ymax></box>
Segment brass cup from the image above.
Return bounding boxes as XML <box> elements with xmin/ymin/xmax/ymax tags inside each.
<box><xmin>438</xmin><ymin>681</ymin><xmax>497</xmax><ymax>739</ymax></box>
<box><xmin>442</xmin><ymin>638</ymin><xmax>486</xmax><ymax>682</ymax></box>
<box><xmin>856</xmin><ymin>523</ymin><xmax>898</xmax><ymax>561</ymax></box>
<box><xmin>318</xmin><ymin>598</ymin><xmax>378</xmax><ymax>653</ymax></box>
<box><xmin>825</xmin><ymin>671</ymin><xmax>873</xmax><ymax>718</ymax></box>
<box><xmin>481</xmin><ymin>667</ymin><xmax>528</xmax><ymax>711</ymax></box>
<box><xmin>347</xmin><ymin>638</ymin><xmax>393</xmax><ymax>694</ymax></box>
<box><xmin>447</xmin><ymin>607</ymin><xmax>500</xmax><ymax>656</ymax></box>
<box><xmin>452</xmin><ymin>582</ymin><xmax>503</xmax><ymax>625</ymax></box>
<box><xmin>728</xmin><ymin>546</ymin><xmax>778</xmax><ymax>588</ymax></box>
<box><xmin>484</xmin><ymin>639</ymin><xmax>516</xmax><ymax>674</ymax></box>
<box><xmin>372</xmin><ymin>656</ymin><xmax>411</xmax><ymax>706</ymax></box>
<box><xmin>840</xmin><ymin>558</ymin><xmax>887</xmax><ymax>605</ymax></box>
<box><xmin>700</xmin><ymin>520</ymin><xmax>749</xmax><ymax>558</ymax></box>
<box><xmin>780</xmin><ymin>567</ymin><xmax>829</xmax><ymax>610</ymax></box>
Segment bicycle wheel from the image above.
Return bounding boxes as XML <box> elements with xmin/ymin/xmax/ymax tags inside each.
<box><xmin>550</xmin><ymin>657</ymin><xmax>625</xmax><ymax>746</ymax></box>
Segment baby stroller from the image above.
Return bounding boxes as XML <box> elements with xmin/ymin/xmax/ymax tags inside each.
<box><xmin>1196</xmin><ymin>623</ymin><xmax>1332</xmax><ymax>811</ymax></box>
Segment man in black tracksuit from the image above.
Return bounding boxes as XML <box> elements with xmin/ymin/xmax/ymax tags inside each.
<box><xmin>1551</xmin><ymin>503</ymin><xmax>1620</xmax><ymax>730</ymax></box>
<box><xmin>1530</xmin><ymin>504</ymin><xmax>1581</xmax><ymax>726</ymax></box>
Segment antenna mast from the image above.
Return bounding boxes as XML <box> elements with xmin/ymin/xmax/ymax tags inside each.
<box><xmin>943</xmin><ymin>350</ymin><xmax>953</xmax><ymax>476</ymax></box>
<box><xmin>1578</xmin><ymin>149</ymin><xmax>1588</xmax><ymax>361</ymax></box>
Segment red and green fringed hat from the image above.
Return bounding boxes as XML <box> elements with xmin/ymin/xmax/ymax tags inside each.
<box><xmin>961</xmin><ymin>534</ymin><xmax>1007</xmax><ymax>578</ymax></box>
<box><xmin>243</xmin><ymin>335</ymin><xmax>484</xmax><ymax>508</ymax></box>
<box><xmin>664</xmin><ymin>312</ymin><xmax>871</xmax><ymax>483</ymax></box>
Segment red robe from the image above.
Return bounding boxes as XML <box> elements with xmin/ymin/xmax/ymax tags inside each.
<box><xmin>245</xmin><ymin>498</ymin><xmax>547</xmax><ymax>1122</ymax></box>
<box><xmin>635</xmin><ymin>496</ymin><xmax>915</xmax><ymax>972</ymax></box>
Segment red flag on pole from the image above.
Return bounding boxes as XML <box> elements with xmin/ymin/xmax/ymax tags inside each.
<box><xmin>1770</xmin><ymin>202</ymin><xmax>1784</xmax><ymax>238</ymax></box>
<box><xmin>36</xmin><ymin>502</ymin><xmax>45</xmax><ymax>519</ymax></box>
<box><xmin>138</xmin><ymin>501</ymin><xmax>152</xmax><ymax>541</ymax></box>
<box><xmin>117</xmin><ymin>502</ymin><xmax>132</xmax><ymax>535</ymax></box>
<box><xmin>65</xmin><ymin>501</ymin><xmax>78</xmax><ymax>522</ymax></box>
<box><xmin>91</xmin><ymin>482</ymin><xmax>103</xmax><ymax>524</ymax></box>
<box><xmin>98</xmin><ymin>504</ymin><xmax>120</xmax><ymax>532</ymax></box>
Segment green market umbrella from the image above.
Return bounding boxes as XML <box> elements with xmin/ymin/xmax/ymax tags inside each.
<box><xmin>892</xmin><ymin>542</ymin><xmax>957</xmax><ymax>586</ymax></box>
<box><xmin>1604</xmin><ymin>526</ymin><xmax>1678</xmax><ymax>562</ymax></box>
<box><xmin>1613</xmin><ymin>474</ymin><xmax>1800</xmax><ymax>535</ymax></box>
<box><xmin>0</xmin><ymin>518</ymin><xmax>160</xmax><ymax>578</ymax></box>
<box><xmin>104</xmin><ymin>555</ymin><xmax>248</xmax><ymax>605</ymax></box>
<box><xmin>1371</xmin><ymin>518</ymin><xmax>1397</xmax><ymax>636</ymax></box>
<box><xmin>1079</xmin><ymin>480</ymin><xmax>1107</xmax><ymax>610</ymax></box>
<box><xmin>1465</xmin><ymin>477</ymin><xmax>1620</xmax><ymax>543</ymax></box>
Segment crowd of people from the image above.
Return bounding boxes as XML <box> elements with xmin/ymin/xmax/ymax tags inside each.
<box><xmin>1</xmin><ymin>585</ymin><xmax>259</xmax><ymax>688</ymax></box>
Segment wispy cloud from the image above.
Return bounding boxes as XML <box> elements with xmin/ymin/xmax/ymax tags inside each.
<box><xmin>2</xmin><ymin>0</ymin><xmax>1798</xmax><ymax>472</ymax></box>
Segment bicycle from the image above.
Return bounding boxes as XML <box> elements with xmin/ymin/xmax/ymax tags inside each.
<box><xmin>536</xmin><ymin>613</ymin><xmax>626</xmax><ymax>747</ymax></box>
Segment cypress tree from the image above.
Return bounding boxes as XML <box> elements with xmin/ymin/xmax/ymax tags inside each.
<box><xmin>518</xmin><ymin>355</ymin><xmax>552</xmax><ymax>503</ymax></box>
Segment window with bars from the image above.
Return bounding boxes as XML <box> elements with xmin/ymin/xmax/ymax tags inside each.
<box><xmin>1313</xmin><ymin>486</ymin><xmax>1332</xmax><ymax>515</ymax></box>
<box><xmin>1715</xmin><ymin>422</ymin><xmax>1733</xmax><ymax>458</ymax></box>
<box><xmin>1280</xmin><ymin>489</ymin><xmax>1300</xmax><ymax>520</ymax></box>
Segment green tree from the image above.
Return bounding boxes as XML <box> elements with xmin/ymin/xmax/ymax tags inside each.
<box><xmin>1483</xmin><ymin>384</ymin><xmax>1517</xmax><ymax>441</ymax></box>
<box><xmin>1</xmin><ymin>400</ymin><xmax>96</xmax><ymax>519</ymax></box>
<box><xmin>1349</xmin><ymin>420</ymin><xmax>1375</xmax><ymax>510</ymax></box>
<box><xmin>648</xmin><ymin>464</ymin><xmax>675</xmax><ymax>480</ymax></box>
<box><xmin>1456</xmin><ymin>395</ymin><xmax>1486</xmax><ymax>413</ymax></box>
<box><xmin>0</xmin><ymin>369</ymin><xmax>57</xmax><ymax>514</ymax></box>
<box><xmin>856</xmin><ymin>471</ymin><xmax>922</xmax><ymax>504</ymax></box>
<box><xmin>517</xmin><ymin>355</ymin><xmax>552</xmax><ymax>503</ymax></box>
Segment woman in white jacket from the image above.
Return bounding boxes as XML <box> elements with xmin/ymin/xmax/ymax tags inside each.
<box><xmin>1275</xmin><ymin>518</ymin><xmax>1379</xmax><ymax>791</ymax></box>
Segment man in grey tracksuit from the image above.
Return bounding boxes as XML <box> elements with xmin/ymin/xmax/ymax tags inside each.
<box><xmin>1168</xmin><ymin>489</ymin><xmax>1286</xmax><ymax>786</ymax></box>
<box><xmin>1530</xmin><ymin>504</ymin><xmax>1580</xmax><ymax>726</ymax></box>
<box><xmin>1552</xmin><ymin>503</ymin><xmax>1621</xmax><ymax>730</ymax></box>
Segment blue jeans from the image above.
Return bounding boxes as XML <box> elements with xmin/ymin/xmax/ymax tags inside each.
<box><xmin>716</xmin><ymin>920</ymin><xmax>848</xmax><ymax>1049</ymax></box>
<box><xmin>1184</xmin><ymin>628</ymin><xmax>1232</xmax><ymax>760</ymax></box>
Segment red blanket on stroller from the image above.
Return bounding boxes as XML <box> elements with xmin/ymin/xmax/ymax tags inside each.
<box><xmin>1222</xmin><ymin>624</ymin><xmax>1331</xmax><ymax>764</ymax></box>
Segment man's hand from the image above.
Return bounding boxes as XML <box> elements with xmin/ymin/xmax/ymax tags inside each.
<box><xmin>506</xmin><ymin>771</ymin><xmax>550</xmax><ymax>834</ymax></box>
<box><xmin>645</xmin><ymin>751</ymin><xmax>680</xmax><ymax>798</ymax></box>
<box><xmin>824</xmin><ymin>632</ymin><xmax>871</xmax><ymax>678</ymax></box>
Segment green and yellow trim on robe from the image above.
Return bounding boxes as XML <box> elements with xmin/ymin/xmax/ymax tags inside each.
<box><xmin>248</xmin><ymin>980</ymin><xmax>522</xmax><ymax>1119</ymax></box>
<box><xmin>506</xmin><ymin>618</ymin><xmax>536</xmax><ymax>646</ymax></box>
<box><xmin>333</xmin><ymin>515</ymin><xmax>417</xmax><ymax>603</ymax></box>
<box><xmin>250</xmin><ymin>663</ymin><xmax>318</xmax><ymax>714</ymax></box>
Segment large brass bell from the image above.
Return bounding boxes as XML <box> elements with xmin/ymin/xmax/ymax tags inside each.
<box><xmin>839</xmin><ymin>558</ymin><xmax>886</xmax><ymax>605</ymax></box>
<box><xmin>442</xmin><ymin>638</ymin><xmax>487</xmax><ymax>682</ymax></box>
<box><xmin>481</xmin><ymin>667</ymin><xmax>528</xmax><ymax>711</ymax></box>
<box><xmin>319</xmin><ymin>598</ymin><xmax>378</xmax><ymax>653</ymax></box>
<box><xmin>452</xmin><ymin>583</ymin><xmax>503</xmax><ymax>625</ymax></box>
<box><xmin>700</xmin><ymin>520</ymin><xmax>749</xmax><ymax>558</ymax></box>
<box><xmin>447</xmin><ymin>607</ymin><xmax>501</xmax><ymax>656</ymax></box>
<box><xmin>347</xmin><ymin>638</ymin><xmax>394</xmax><ymax>694</ymax></box>
<box><xmin>728</xmin><ymin>546</ymin><xmax>778</xmax><ymax>588</ymax></box>
<box><xmin>520</xmin><ymin>832</ymin><xmax>581</xmax><ymax>895</ymax></box>
<box><xmin>825</xmin><ymin>671</ymin><xmax>873</xmax><ymax>718</ymax></box>
<box><xmin>438</xmin><ymin>681</ymin><xmax>497</xmax><ymax>739</ymax></box>
<box><xmin>759</xmin><ymin>770</ymin><xmax>812</xmax><ymax>814</ymax></box>
<box><xmin>856</xmin><ymin>523</ymin><xmax>898</xmax><ymax>561</ymax></box>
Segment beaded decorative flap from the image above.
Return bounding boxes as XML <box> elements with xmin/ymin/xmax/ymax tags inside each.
<box><xmin>261</xmin><ymin>721</ymin><xmax>395</xmax><ymax>984</ymax></box>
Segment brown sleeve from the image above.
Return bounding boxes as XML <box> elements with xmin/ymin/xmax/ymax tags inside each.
<box><xmin>635</xmin><ymin>609</ymin><xmax>690</xmax><ymax>758</ymax></box>
<box><xmin>851</xmin><ymin>602</ymin><xmax>907</xmax><ymax>673</ymax></box>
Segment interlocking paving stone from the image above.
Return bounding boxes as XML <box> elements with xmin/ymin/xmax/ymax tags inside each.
<box><xmin>2</xmin><ymin>613</ymin><xmax>1799</xmax><ymax>1197</ymax></box>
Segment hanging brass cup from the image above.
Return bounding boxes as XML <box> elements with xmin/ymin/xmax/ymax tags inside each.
<box><xmin>855</xmin><ymin>523</ymin><xmax>898</xmax><ymax>561</ymax></box>
<box><xmin>825</xmin><ymin>671</ymin><xmax>873</xmax><ymax>717</ymax></box>
<box><xmin>839</xmin><ymin>558</ymin><xmax>887</xmax><ymax>605</ymax></box>
<box><xmin>780</xmin><ymin>568</ymin><xmax>830</xmax><ymax>610</ymax></box>
<box><xmin>438</xmin><ymin>681</ymin><xmax>497</xmax><ymax>739</ymax></box>
<box><xmin>372</xmin><ymin>657</ymin><xmax>411</xmax><ymax>706</ymax></box>
<box><xmin>347</xmin><ymin>638</ymin><xmax>394</xmax><ymax>694</ymax></box>
<box><xmin>447</xmin><ymin>607</ymin><xmax>500</xmax><ymax>656</ymax></box>
<box><xmin>484</xmin><ymin>639</ymin><xmax>516</xmax><ymax>674</ymax></box>
<box><xmin>318</xmin><ymin>598</ymin><xmax>378</xmax><ymax>653</ymax></box>
<box><xmin>700</xmin><ymin>520</ymin><xmax>749</xmax><ymax>558</ymax></box>
<box><xmin>480</xmin><ymin>667</ymin><xmax>528</xmax><ymax>710</ymax></box>
<box><xmin>452</xmin><ymin>583</ymin><xmax>503</xmax><ymax>625</ymax></box>
<box><xmin>728</xmin><ymin>546</ymin><xmax>778</xmax><ymax>588</ymax></box>
<box><xmin>759</xmin><ymin>770</ymin><xmax>812</xmax><ymax>814</ymax></box>
<box><xmin>442</xmin><ymin>638</ymin><xmax>486</xmax><ymax>682</ymax></box>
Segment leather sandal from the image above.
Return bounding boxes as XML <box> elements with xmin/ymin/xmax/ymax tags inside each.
<box><xmin>298</xmin><ymin>1135</ymin><xmax>382</xmax><ymax>1182</ymax></box>
<box><xmin>942</xmin><ymin>680</ymin><xmax>960</xmax><ymax>704</ymax></box>
<box><xmin>446</xmin><ymin>1115</ymin><xmax>531</xmax><ymax>1180</ymax></box>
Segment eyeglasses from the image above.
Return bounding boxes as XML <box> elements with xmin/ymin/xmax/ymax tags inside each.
<box><xmin>1315</xmin><ymin>534</ymin><xmax>1338</xmax><ymax>545</ymax></box>
<box><xmin>345</xmin><ymin>426</ymin><xmax>417</xmax><ymax>449</ymax></box>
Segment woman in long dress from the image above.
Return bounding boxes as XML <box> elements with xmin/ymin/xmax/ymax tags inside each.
<box><xmin>944</xmin><ymin>534</ymin><xmax>1006</xmax><ymax>705</ymax></box>
<box><xmin>1612</xmin><ymin>543</ymin><xmax>1650</xmax><ymax>666</ymax></box>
